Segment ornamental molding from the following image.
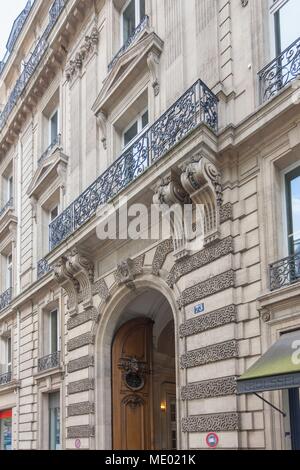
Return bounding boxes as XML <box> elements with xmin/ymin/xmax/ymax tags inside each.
<box><xmin>96</xmin><ymin>110</ymin><xmax>107</xmax><ymax>150</ymax></box>
<box><xmin>182</xmin><ymin>412</ymin><xmax>239</xmax><ymax>433</ymax></box>
<box><xmin>180</xmin><ymin>340</ymin><xmax>238</xmax><ymax>369</ymax></box>
<box><xmin>177</xmin><ymin>270</ymin><xmax>235</xmax><ymax>308</ymax></box>
<box><xmin>181</xmin><ymin>376</ymin><xmax>237</xmax><ymax>401</ymax></box>
<box><xmin>152</xmin><ymin>239</ymin><xmax>173</xmax><ymax>276</ymax></box>
<box><xmin>180</xmin><ymin>154</ymin><xmax>223</xmax><ymax>246</ymax></box>
<box><xmin>92</xmin><ymin>278</ymin><xmax>111</xmax><ymax>302</ymax></box>
<box><xmin>179</xmin><ymin>304</ymin><xmax>237</xmax><ymax>337</ymax></box>
<box><xmin>167</xmin><ymin>236</ymin><xmax>233</xmax><ymax>287</ymax></box>
<box><xmin>147</xmin><ymin>50</ymin><xmax>160</xmax><ymax>96</ymax></box>
<box><xmin>65</xmin><ymin>25</ymin><xmax>99</xmax><ymax>82</ymax></box>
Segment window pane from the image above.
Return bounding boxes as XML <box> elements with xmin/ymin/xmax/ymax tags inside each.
<box><xmin>286</xmin><ymin>168</ymin><xmax>300</xmax><ymax>255</ymax></box>
<box><xmin>142</xmin><ymin>110</ymin><xmax>149</xmax><ymax>129</ymax></box>
<box><xmin>278</xmin><ymin>0</ymin><xmax>299</xmax><ymax>52</ymax></box>
<box><xmin>50</xmin><ymin>206</ymin><xmax>58</xmax><ymax>222</ymax></box>
<box><xmin>8</xmin><ymin>177</ymin><xmax>13</xmax><ymax>200</ymax></box>
<box><xmin>124</xmin><ymin>121</ymin><xmax>138</xmax><ymax>147</ymax></box>
<box><xmin>50</xmin><ymin>311</ymin><xmax>58</xmax><ymax>353</ymax></box>
<box><xmin>123</xmin><ymin>0</ymin><xmax>136</xmax><ymax>43</ymax></box>
<box><xmin>140</xmin><ymin>0</ymin><xmax>145</xmax><ymax>20</ymax></box>
<box><xmin>50</xmin><ymin>111</ymin><xmax>58</xmax><ymax>144</ymax></box>
<box><xmin>7</xmin><ymin>337</ymin><xmax>11</xmax><ymax>371</ymax></box>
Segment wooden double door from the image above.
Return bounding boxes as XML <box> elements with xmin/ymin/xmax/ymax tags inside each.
<box><xmin>112</xmin><ymin>318</ymin><xmax>154</xmax><ymax>450</ymax></box>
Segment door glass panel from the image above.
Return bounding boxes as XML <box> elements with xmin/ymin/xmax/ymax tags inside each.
<box><xmin>0</xmin><ymin>416</ymin><xmax>12</xmax><ymax>450</ymax></box>
<box><xmin>49</xmin><ymin>392</ymin><xmax>60</xmax><ymax>450</ymax></box>
<box><xmin>278</xmin><ymin>0</ymin><xmax>299</xmax><ymax>52</ymax></box>
<box><xmin>123</xmin><ymin>0</ymin><xmax>136</xmax><ymax>43</ymax></box>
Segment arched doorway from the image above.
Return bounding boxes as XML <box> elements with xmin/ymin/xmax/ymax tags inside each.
<box><xmin>111</xmin><ymin>289</ymin><xmax>176</xmax><ymax>450</ymax></box>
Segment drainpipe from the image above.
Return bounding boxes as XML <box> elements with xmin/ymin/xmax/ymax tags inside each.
<box><xmin>15</xmin><ymin>308</ymin><xmax>20</xmax><ymax>450</ymax></box>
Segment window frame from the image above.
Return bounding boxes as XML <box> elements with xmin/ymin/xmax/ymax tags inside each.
<box><xmin>282</xmin><ymin>163</ymin><xmax>300</xmax><ymax>257</ymax></box>
<box><xmin>270</xmin><ymin>0</ymin><xmax>299</xmax><ymax>56</ymax></box>
<box><xmin>120</xmin><ymin>0</ymin><xmax>145</xmax><ymax>45</ymax></box>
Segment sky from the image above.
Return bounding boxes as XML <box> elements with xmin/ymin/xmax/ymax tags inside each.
<box><xmin>0</xmin><ymin>0</ymin><xmax>28</xmax><ymax>59</ymax></box>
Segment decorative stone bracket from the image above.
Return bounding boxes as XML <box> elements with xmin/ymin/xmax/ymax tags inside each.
<box><xmin>114</xmin><ymin>255</ymin><xmax>144</xmax><ymax>289</ymax></box>
<box><xmin>152</xmin><ymin>170</ymin><xmax>193</xmax><ymax>261</ymax></box>
<box><xmin>180</xmin><ymin>155</ymin><xmax>223</xmax><ymax>247</ymax></box>
<box><xmin>96</xmin><ymin>110</ymin><xmax>107</xmax><ymax>150</ymax></box>
<box><xmin>147</xmin><ymin>51</ymin><xmax>160</xmax><ymax>96</ymax></box>
<box><xmin>54</xmin><ymin>248</ymin><xmax>94</xmax><ymax>315</ymax></box>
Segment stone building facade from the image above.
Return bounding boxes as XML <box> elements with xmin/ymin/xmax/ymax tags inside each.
<box><xmin>0</xmin><ymin>0</ymin><xmax>299</xmax><ymax>450</ymax></box>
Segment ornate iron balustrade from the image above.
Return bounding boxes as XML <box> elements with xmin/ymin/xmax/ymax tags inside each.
<box><xmin>270</xmin><ymin>252</ymin><xmax>300</xmax><ymax>291</ymax></box>
<box><xmin>259</xmin><ymin>36</ymin><xmax>300</xmax><ymax>102</ymax></box>
<box><xmin>0</xmin><ymin>197</ymin><xmax>13</xmax><ymax>218</ymax></box>
<box><xmin>38</xmin><ymin>351</ymin><xmax>60</xmax><ymax>373</ymax></box>
<box><xmin>108</xmin><ymin>16</ymin><xmax>149</xmax><ymax>72</ymax></box>
<box><xmin>0</xmin><ymin>0</ymin><xmax>67</xmax><ymax>132</ymax></box>
<box><xmin>0</xmin><ymin>371</ymin><xmax>12</xmax><ymax>386</ymax></box>
<box><xmin>49</xmin><ymin>79</ymin><xmax>218</xmax><ymax>249</ymax></box>
<box><xmin>37</xmin><ymin>258</ymin><xmax>52</xmax><ymax>279</ymax></box>
<box><xmin>0</xmin><ymin>1</ymin><xmax>34</xmax><ymax>78</ymax></box>
<box><xmin>38</xmin><ymin>134</ymin><xmax>61</xmax><ymax>167</ymax></box>
<box><xmin>0</xmin><ymin>288</ymin><xmax>13</xmax><ymax>312</ymax></box>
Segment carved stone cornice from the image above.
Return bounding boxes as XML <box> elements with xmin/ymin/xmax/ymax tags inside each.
<box><xmin>65</xmin><ymin>25</ymin><xmax>99</xmax><ymax>82</ymax></box>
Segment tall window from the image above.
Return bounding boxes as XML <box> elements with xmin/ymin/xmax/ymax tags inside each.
<box><xmin>286</xmin><ymin>167</ymin><xmax>300</xmax><ymax>256</ymax></box>
<box><xmin>49</xmin><ymin>110</ymin><xmax>59</xmax><ymax>145</ymax></box>
<box><xmin>6</xmin><ymin>254</ymin><xmax>13</xmax><ymax>291</ymax></box>
<box><xmin>49</xmin><ymin>392</ymin><xmax>60</xmax><ymax>450</ymax></box>
<box><xmin>50</xmin><ymin>205</ymin><xmax>59</xmax><ymax>224</ymax></box>
<box><xmin>6</xmin><ymin>336</ymin><xmax>12</xmax><ymax>374</ymax></box>
<box><xmin>122</xmin><ymin>0</ymin><xmax>146</xmax><ymax>43</ymax></box>
<box><xmin>272</xmin><ymin>0</ymin><xmax>299</xmax><ymax>55</ymax></box>
<box><xmin>49</xmin><ymin>309</ymin><xmax>59</xmax><ymax>355</ymax></box>
<box><xmin>123</xmin><ymin>109</ymin><xmax>148</xmax><ymax>148</ymax></box>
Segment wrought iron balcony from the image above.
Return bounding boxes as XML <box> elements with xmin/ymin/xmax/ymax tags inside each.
<box><xmin>108</xmin><ymin>15</ymin><xmax>149</xmax><ymax>72</ymax></box>
<box><xmin>0</xmin><ymin>288</ymin><xmax>13</xmax><ymax>312</ymax></box>
<box><xmin>0</xmin><ymin>371</ymin><xmax>12</xmax><ymax>386</ymax></box>
<box><xmin>0</xmin><ymin>197</ymin><xmax>13</xmax><ymax>218</ymax></box>
<box><xmin>37</xmin><ymin>258</ymin><xmax>52</xmax><ymax>279</ymax></box>
<box><xmin>270</xmin><ymin>251</ymin><xmax>300</xmax><ymax>291</ymax></box>
<box><xmin>38</xmin><ymin>134</ymin><xmax>61</xmax><ymax>167</ymax></box>
<box><xmin>38</xmin><ymin>351</ymin><xmax>60</xmax><ymax>373</ymax></box>
<box><xmin>0</xmin><ymin>0</ymin><xmax>67</xmax><ymax>132</ymax></box>
<box><xmin>49</xmin><ymin>79</ymin><xmax>218</xmax><ymax>250</ymax></box>
<box><xmin>259</xmin><ymin>36</ymin><xmax>300</xmax><ymax>103</ymax></box>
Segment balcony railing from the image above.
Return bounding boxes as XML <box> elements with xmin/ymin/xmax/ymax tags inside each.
<box><xmin>37</xmin><ymin>258</ymin><xmax>52</xmax><ymax>279</ymax></box>
<box><xmin>0</xmin><ymin>0</ymin><xmax>67</xmax><ymax>133</ymax></box>
<box><xmin>38</xmin><ymin>351</ymin><xmax>60</xmax><ymax>373</ymax></box>
<box><xmin>0</xmin><ymin>371</ymin><xmax>12</xmax><ymax>386</ymax></box>
<box><xmin>0</xmin><ymin>288</ymin><xmax>13</xmax><ymax>312</ymax></box>
<box><xmin>0</xmin><ymin>197</ymin><xmax>13</xmax><ymax>218</ymax></box>
<box><xmin>259</xmin><ymin>36</ymin><xmax>300</xmax><ymax>103</ymax></box>
<box><xmin>49</xmin><ymin>78</ymin><xmax>218</xmax><ymax>250</ymax></box>
<box><xmin>270</xmin><ymin>252</ymin><xmax>300</xmax><ymax>291</ymax></box>
<box><xmin>108</xmin><ymin>15</ymin><xmax>149</xmax><ymax>72</ymax></box>
<box><xmin>38</xmin><ymin>134</ymin><xmax>61</xmax><ymax>167</ymax></box>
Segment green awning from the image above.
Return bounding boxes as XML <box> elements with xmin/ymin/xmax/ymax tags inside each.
<box><xmin>237</xmin><ymin>330</ymin><xmax>300</xmax><ymax>394</ymax></box>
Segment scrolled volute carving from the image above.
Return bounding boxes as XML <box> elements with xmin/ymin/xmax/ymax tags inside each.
<box><xmin>180</xmin><ymin>155</ymin><xmax>222</xmax><ymax>246</ymax></box>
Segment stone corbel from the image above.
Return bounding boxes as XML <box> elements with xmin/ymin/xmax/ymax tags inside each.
<box><xmin>147</xmin><ymin>51</ymin><xmax>160</xmax><ymax>96</ymax></box>
<box><xmin>66</xmin><ymin>248</ymin><xmax>94</xmax><ymax>310</ymax></box>
<box><xmin>180</xmin><ymin>155</ymin><xmax>223</xmax><ymax>247</ymax></box>
<box><xmin>8</xmin><ymin>221</ymin><xmax>17</xmax><ymax>248</ymax></box>
<box><xmin>96</xmin><ymin>110</ymin><xmax>107</xmax><ymax>149</ymax></box>
<box><xmin>153</xmin><ymin>170</ymin><xmax>191</xmax><ymax>261</ymax></box>
<box><xmin>54</xmin><ymin>258</ymin><xmax>79</xmax><ymax>316</ymax></box>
